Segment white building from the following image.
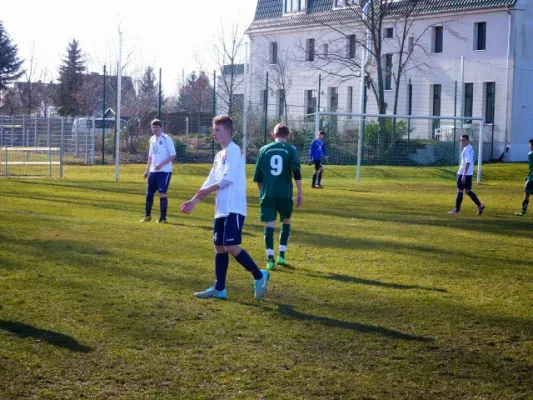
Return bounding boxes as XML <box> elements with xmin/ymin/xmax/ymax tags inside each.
<box><xmin>245</xmin><ymin>0</ymin><xmax>533</xmax><ymax>162</ymax></box>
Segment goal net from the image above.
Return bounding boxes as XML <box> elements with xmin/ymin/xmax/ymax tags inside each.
<box><xmin>307</xmin><ymin>112</ymin><xmax>484</xmax><ymax>182</ymax></box>
<box><xmin>0</xmin><ymin>146</ymin><xmax>63</xmax><ymax>177</ymax></box>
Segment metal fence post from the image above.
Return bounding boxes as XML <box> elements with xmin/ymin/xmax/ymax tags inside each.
<box><xmin>11</xmin><ymin>116</ymin><xmax>15</xmax><ymax>146</ymax></box>
<box><xmin>48</xmin><ymin>117</ymin><xmax>52</xmax><ymax>177</ymax></box>
<box><xmin>91</xmin><ymin>115</ymin><xmax>95</xmax><ymax>165</ymax></box>
<box><xmin>34</xmin><ymin>115</ymin><xmax>38</xmax><ymax>147</ymax></box>
<box><xmin>22</xmin><ymin>115</ymin><xmax>26</xmax><ymax>147</ymax></box>
<box><xmin>60</xmin><ymin>117</ymin><xmax>64</xmax><ymax>178</ymax></box>
<box><xmin>0</xmin><ymin>115</ymin><xmax>3</xmax><ymax>147</ymax></box>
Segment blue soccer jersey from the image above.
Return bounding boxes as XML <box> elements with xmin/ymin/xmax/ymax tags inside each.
<box><xmin>309</xmin><ymin>138</ymin><xmax>327</xmax><ymax>161</ymax></box>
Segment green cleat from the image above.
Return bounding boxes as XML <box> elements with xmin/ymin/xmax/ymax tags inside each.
<box><xmin>140</xmin><ymin>215</ymin><xmax>152</xmax><ymax>222</ymax></box>
<box><xmin>156</xmin><ymin>218</ymin><xmax>168</xmax><ymax>224</ymax></box>
<box><xmin>277</xmin><ymin>256</ymin><xmax>286</xmax><ymax>265</ymax></box>
<box><xmin>514</xmin><ymin>211</ymin><xmax>526</xmax><ymax>216</ymax></box>
<box><xmin>267</xmin><ymin>260</ymin><xmax>275</xmax><ymax>270</ymax></box>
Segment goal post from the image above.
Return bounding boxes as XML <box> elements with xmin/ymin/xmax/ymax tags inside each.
<box><xmin>0</xmin><ymin>146</ymin><xmax>63</xmax><ymax>178</ymax></box>
<box><xmin>313</xmin><ymin>111</ymin><xmax>485</xmax><ymax>183</ymax></box>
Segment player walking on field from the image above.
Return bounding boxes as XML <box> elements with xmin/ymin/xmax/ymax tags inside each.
<box><xmin>309</xmin><ymin>131</ymin><xmax>328</xmax><ymax>188</ymax></box>
<box><xmin>448</xmin><ymin>134</ymin><xmax>485</xmax><ymax>215</ymax></box>
<box><xmin>180</xmin><ymin>115</ymin><xmax>269</xmax><ymax>300</ymax></box>
<box><xmin>515</xmin><ymin>138</ymin><xmax>533</xmax><ymax>216</ymax></box>
<box><xmin>254</xmin><ymin>123</ymin><xmax>303</xmax><ymax>270</ymax></box>
<box><xmin>141</xmin><ymin>119</ymin><xmax>176</xmax><ymax>223</ymax></box>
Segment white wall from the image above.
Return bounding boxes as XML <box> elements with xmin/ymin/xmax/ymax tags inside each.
<box><xmin>247</xmin><ymin>4</ymin><xmax>530</xmax><ymax>160</ymax></box>
<box><xmin>509</xmin><ymin>0</ymin><xmax>533</xmax><ymax>161</ymax></box>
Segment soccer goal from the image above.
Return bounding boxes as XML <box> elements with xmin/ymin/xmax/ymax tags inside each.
<box><xmin>0</xmin><ymin>146</ymin><xmax>63</xmax><ymax>178</ymax></box>
<box><xmin>311</xmin><ymin>111</ymin><xmax>485</xmax><ymax>183</ymax></box>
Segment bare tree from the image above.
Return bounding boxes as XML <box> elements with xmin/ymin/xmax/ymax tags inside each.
<box><xmin>19</xmin><ymin>41</ymin><xmax>38</xmax><ymax>115</ymax></box>
<box><xmin>303</xmin><ymin>0</ymin><xmax>458</xmax><ymax>157</ymax></box>
<box><xmin>255</xmin><ymin>36</ymin><xmax>293</xmax><ymax>123</ymax></box>
<box><xmin>213</xmin><ymin>22</ymin><xmax>246</xmax><ymax>116</ymax></box>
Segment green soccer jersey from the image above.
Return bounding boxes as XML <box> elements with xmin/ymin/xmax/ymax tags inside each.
<box><xmin>253</xmin><ymin>141</ymin><xmax>301</xmax><ymax>199</ymax></box>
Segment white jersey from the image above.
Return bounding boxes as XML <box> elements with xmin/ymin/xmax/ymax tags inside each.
<box><xmin>148</xmin><ymin>133</ymin><xmax>176</xmax><ymax>173</ymax></box>
<box><xmin>458</xmin><ymin>144</ymin><xmax>475</xmax><ymax>176</ymax></box>
<box><xmin>202</xmin><ymin>141</ymin><xmax>247</xmax><ymax>218</ymax></box>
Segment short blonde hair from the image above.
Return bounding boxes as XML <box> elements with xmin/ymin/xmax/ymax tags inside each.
<box><xmin>212</xmin><ymin>115</ymin><xmax>233</xmax><ymax>132</ymax></box>
<box><xmin>151</xmin><ymin>119</ymin><xmax>162</xmax><ymax>127</ymax></box>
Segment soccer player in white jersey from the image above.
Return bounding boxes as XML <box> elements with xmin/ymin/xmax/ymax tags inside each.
<box><xmin>448</xmin><ymin>134</ymin><xmax>485</xmax><ymax>215</ymax></box>
<box><xmin>141</xmin><ymin>119</ymin><xmax>177</xmax><ymax>223</ymax></box>
<box><xmin>180</xmin><ymin>115</ymin><xmax>269</xmax><ymax>300</ymax></box>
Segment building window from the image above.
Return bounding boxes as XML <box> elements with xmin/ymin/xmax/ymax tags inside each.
<box><xmin>347</xmin><ymin>86</ymin><xmax>353</xmax><ymax>117</ymax></box>
<box><xmin>285</xmin><ymin>0</ymin><xmax>306</xmax><ymax>13</ymax></box>
<box><xmin>474</xmin><ymin>22</ymin><xmax>486</xmax><ymax>51</ymax></box>
<box><xmin>261</xmin><ymin>89</ymin><xmax>268</xmax><ymax>110</ymax></box>
<box><xmin>269</xmin><ymin>42</ymin><xmax>278</xmax><ymax>64</ymax></box>
<box><xmin>328</xmin><ymin>87</ymin><xmax>338</xmax><ymax>112</ymax></box>
<box><xmin>306</xmin><ymin>38</ymin><xmax>315</xmax><ymax>62</ymax></box>
<box><xmin>464</xmin><ymin>83</ymin><xmax>473</xmax><ymax>123</ymax></box>
<box><xmin>278</xmin><ymin>89</ymin><xmax>285</xmax><ymax>118</ymax></box>
<box><xmin>432</xmin><ymin>26</ymin><xmax>443</xmax><ymax>53</ymax></box>
<box><xmin>230</xmin><ymin>94</ymin><xmax>244</xmax><ymax>113</ymax></box>
<box><xmin>432</xmin><ymin>84</ymin><xmax>442</xmax><ymax>132</ymax></box>
<box><xmin>306</xmin><ymin>90</ymin><xmax>317</xmax><ymax>116</ymax></box>
<box><xmin>408</xmin><ymin>36</ymin><xmax>414</xmax><ymax>53</ymax></box>
<box><xmin>485</xmin><ymin>82</ymin><xmax>495</xmax><ymax>124</ymax></box>
<box><xmin>334</xmin><ymin>0</ymin><xmax>355</xmax><ymax>7</ymax></box>
<box><xmin>323</xmin><ymin>43</ymin><xmax>328</xmax><ymax>58</ymax></box>
<box><xmin>347</xmin><ymin>35</ymin><xmax>356</xmax><ymax>59</ymax></box>
<box><xmin>384</xmin><ymin>53</ymin><xmax>393</xmax><ymax>90</ymax></box>
<box><xmin>384</xmin><ymin>28</ymin><xmax>393</xmax><ymax>39</ymax></box>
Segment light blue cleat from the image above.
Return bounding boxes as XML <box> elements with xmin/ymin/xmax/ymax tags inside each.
<box><xmin>254</xmin><ymin>270</ymin><xmax>270</xmax><ymax>300</ymax></box>
<box><xmin>194</xmin><ymin>287</ymin><xmax>227</xmax><ymax>299</ymax></box>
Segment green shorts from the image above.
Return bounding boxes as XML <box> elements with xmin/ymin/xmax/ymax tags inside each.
<box><xmin>260</xmin><ymin>198</ymin><xmax>294</xmax><ymax>222</ymax></box>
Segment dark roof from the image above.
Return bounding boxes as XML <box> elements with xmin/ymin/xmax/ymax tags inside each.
<box><xmin>249</xmin><ymin>0</ymin><xmax>517</xmax><ymax>32</ymax></box>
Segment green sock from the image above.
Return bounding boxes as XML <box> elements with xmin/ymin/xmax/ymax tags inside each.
<box><xmin>279</xmin><ymin>223</ymin><xmax>290</xmax><ymax>258</ymax></box>
<box><xmin>264</xmin><ymin>227</ymin><xmax>275</xmax><ymax>261</ymax></box>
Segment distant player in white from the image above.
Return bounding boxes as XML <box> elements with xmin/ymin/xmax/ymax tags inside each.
<box><xmin>141</xmin><ymin>119</ymin><xmax>176</xmax><ymax>223</ymax></box>
<box><xmin>180</xmin><ymin>115</ymin><xmax>269</xmax><ymax>300</ymax></box>
<box><xmin>448</xmin><ymin>134</ymin><xmax>485</xmax><ymax>215</ymax></box>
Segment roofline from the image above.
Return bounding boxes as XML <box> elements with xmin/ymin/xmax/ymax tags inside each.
<box><xmin>246</xmin><ymin>3</ymin><xmax>517</xmax><ymax>36</ymax></box>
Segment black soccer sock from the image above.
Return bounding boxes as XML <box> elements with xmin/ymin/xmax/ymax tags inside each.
<box><xmin>455</xmin><ymin>192</ymin><xmax>464</xmax><ymax>211</ymax></box>
<box><xmin>234</xmin><ymin>249</ymin><xmax>263</xmax><ymax>280</ymax></box>
<box><xmin>523</xmin><ymin>199</ymin><xmax>529</xmax><ymax>213</ymax></box>
<box><xmin>264</xmin><ymin>227</ymin><xmax>275</xmax><ymax>261</ymax></box>
<box><xmin>312</xmin><ymin>173</ymin><xmax>317</xmax><ymax>187</ymax></box>
<box><xmin>145</xmin><ymin>193</ymin><xmax>154</xmax><ymax>216</ymax></box>
<box><xmin>467</xmin><ymin>191</ymin><xmax>481</xmax><ymax>207</ymax></box>
<box><xmin>160</xmin><ymin>197</ymin><xmax>168</xmax><ymax>220</ymax></box>
<box><xmin>214</xmin><ymin>253</ymin><xmax>229</xmax><ymax>291</ymax></box>
<box><xmin>317</xmin><ymin>171</ymin><xmax>323</xmax><ymax>185</ymax></box>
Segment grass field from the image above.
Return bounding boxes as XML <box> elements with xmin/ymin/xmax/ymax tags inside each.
<box><xmin>1</xmin><ymin>163</ymin><xmax>532</xmax><ymax>399</ymax></box>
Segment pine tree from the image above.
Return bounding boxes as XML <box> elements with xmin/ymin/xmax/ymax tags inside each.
<box><xmin>0</xmin><ymin>22</ymin><xmax>24</xmax><ymax>90</ymax></box>
<box><xmin>56</xmin><ymin>39</ymin><xmax>86</xmax><ymax>116</ymax></box>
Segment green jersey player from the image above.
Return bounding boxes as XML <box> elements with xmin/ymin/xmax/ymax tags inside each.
<box><xmin>515</xmin><ymin>138</ymin><xmax>533</xmax><ymax>216</ymax></box>
<box><xmin>253</xmin><ymin>123</ymin><xmax>303</xmax><ymax>270</ymax></box>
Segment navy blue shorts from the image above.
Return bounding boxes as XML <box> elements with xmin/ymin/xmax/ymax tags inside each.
<box><xmin>456</xmin><ymin>174</ymin><xmax>473</xmax><ymax>191</ymax></box>
<box><xmin>147</xmin><ymin>172</ymin><xmax>172</xmax><ymax>195</ymax></box>
<box><xmin>312</xmin><ymin>159</ymin><xmax>323</xmax><ymax>171</ymax></box>
<box><xmin>214</xmin><ymin>213</ymin><xmax>245</xmax><ymax>246</ymax></box>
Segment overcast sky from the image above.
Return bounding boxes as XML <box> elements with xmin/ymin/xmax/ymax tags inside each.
<box><xmin>1</xmin><ymin>0</ymin><xmax>257</xmax><ymax>93</ymax></box>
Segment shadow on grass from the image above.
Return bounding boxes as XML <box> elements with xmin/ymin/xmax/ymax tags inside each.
<box><xmin>0</xmin><ymin>319</ymin><xmax>92</xmax><ymax>352</ymax></box>
<box><xmin>277</xmin><ymin>304</ymin><xmax>433</xmax><ymax>342</ymax></box>
<box><xmin>303</xmin><ymin>270</ymin><xmax>447</xmax><ymax>292</ymax></box>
